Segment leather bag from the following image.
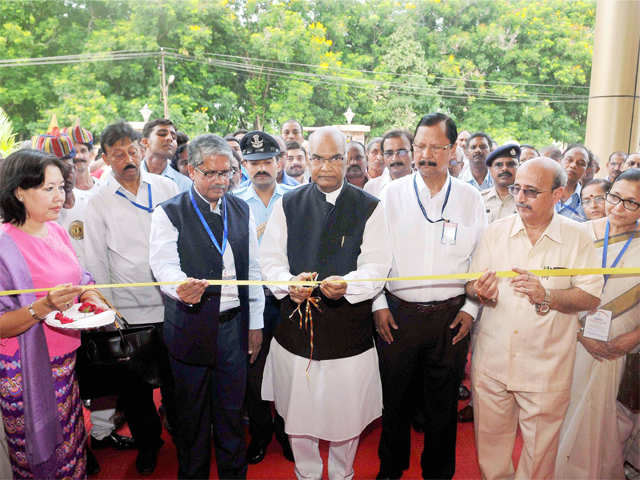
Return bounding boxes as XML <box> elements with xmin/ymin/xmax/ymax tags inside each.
<box><xmin>76</xmin><ymin>316</ymin><xmax>163</xmax><ymax>400</ymax></box>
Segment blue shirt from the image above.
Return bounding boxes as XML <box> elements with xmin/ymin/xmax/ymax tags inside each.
<box><xmin>142</xmin><ymin>160</ymin><xmax>193</xmax><ymax>193</ymax></box>
<box><xmin>460</xmin><ymin>168</ymin><xmax>494</xmax><ymax>191</ymax></box>
<box><xmin>555</xmin><ymin>183</ymin><xmax>586</xmax><ymax>222</ymax></box>
<box><xmin>280</xmin><ymin>171</ymin><xmax>300</xmax><ymax>186</ymax></box>
<box><xmin>234</xmin><ymin>182</ymin><xmax>297</xmax><ymax>241</ymax></box>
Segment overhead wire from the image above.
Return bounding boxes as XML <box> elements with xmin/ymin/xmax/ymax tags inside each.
<box><xmin>0</xmin><ymin>49</ymin><xmax>590</xmax><ymax>103</ymax></box>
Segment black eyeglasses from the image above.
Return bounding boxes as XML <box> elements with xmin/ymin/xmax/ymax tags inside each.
<box><xmin>507</xmin><ymin>184</ymin><xmax>551</xmax><ymax>199</ymax></box>
<box><xmin>606</xmin><ymin>192</ymin><xmax>640</xmax><ymax>211</ymax></box>
<box><xmin>194</xmin><ymin>166</ymin><xmax>233</xmax><ymax>180</ymax></box>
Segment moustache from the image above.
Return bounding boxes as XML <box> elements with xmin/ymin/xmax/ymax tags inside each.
<box><xmin>390</xmin><ymin>162</ymin><xmax>405</xmax><ymax>168</ymax></box>
<box><xmin>123</xmin><ymin>164</ymin><xmax>137</xmax><ymax>170</ymax></box>
<box><xmin>418</xmin><ymin>160</ymin><xmax>438</xmax><ymax>167</ymax></box>
<box><xmin>347</xmin><ymin>165</ymin><xmax>363</xmax><ymax>174</ymax></box>
<box><xmin>254</xmin><ymin>172</ymin><xmax>271</xmax><ymax>178</ymax></box>
<box><xmin>498</xmin><ymin>172</ymin><xmax>513</xmax><ymax>178</ymax></box>
<box><xmin>516</xmin><ymin>202</ymin><xmax>531</xmax><ymax>210</ymax></box>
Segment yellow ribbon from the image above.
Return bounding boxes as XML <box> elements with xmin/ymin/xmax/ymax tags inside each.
<box><xmin>2</xmin><ymin>267</ymin><xmax>640</xmax><ymax>297</ymax></box>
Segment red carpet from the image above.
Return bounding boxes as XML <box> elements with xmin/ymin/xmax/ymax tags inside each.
<box><xmin>88</xmin><ymin>387</ymin><xmax>523</xmax><ymax>479</ymax></box>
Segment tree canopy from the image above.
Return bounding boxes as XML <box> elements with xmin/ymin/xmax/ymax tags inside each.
<box><xmin>0</xmin><ymin>0</ymin><xmax>595</xmax><ymax>146</ymax></box>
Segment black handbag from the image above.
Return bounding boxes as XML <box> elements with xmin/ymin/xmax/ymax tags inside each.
<box><xmin>76</xmin><ymin>313</ymin><xmax>164</xmax><ymax>400</ymax></box>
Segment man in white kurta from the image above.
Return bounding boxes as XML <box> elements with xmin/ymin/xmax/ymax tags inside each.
<box><xmin>467</xmin><ymin>157</ymin><xmax>603</xmax><ymax>480</ymax></box>
<box><xmin>259</xmin><ymin>126</ymin><xmax>391</xmax><ymax>480</ymax></box>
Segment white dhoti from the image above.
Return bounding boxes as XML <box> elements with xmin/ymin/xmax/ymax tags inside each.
<box><xmin>262</xmin><ymin>338</ymin><xmax>382</xmax><ymax>480</ymax></box>
<box><xmin>262</xmin><ymin>338</ymin><xmax>382</xmax><ymax>441</ymax></box>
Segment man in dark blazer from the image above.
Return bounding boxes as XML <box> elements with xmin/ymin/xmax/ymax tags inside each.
<box><xmin>149</xmin><ymin>133</ymin><xmax>264</xmax><ymax>479</ymax></box>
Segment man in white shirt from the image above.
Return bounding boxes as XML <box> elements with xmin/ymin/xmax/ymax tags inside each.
<box><xmin>84</xmin><ymin>122</ymin><xmax>180</xmax><ymax>475</ymax></box>
<box><xmin>260</xmin><ymin>126</ymin><xmax>392</xmax><ymax>480</ymax></box>
<box><xmin>149</xmin><ymin>133</ymin><xmax>264</xmax><ymax>479</ymax></box>
<box><xmin>375</xmin><ymin>113</ymin><xmax>487</xmax><ymax>480</ymax></box>
<box><xmin>140</xmin><ymin>118</ymin><xmax>192</xmax><ymax>192</ymax></box>
<box><xmin>364</xmin><ymin>129</ymin><xmax>413</xmax><ymax>198</ymax></box>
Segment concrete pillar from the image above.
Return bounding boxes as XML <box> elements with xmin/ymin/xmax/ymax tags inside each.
<box><xmin>585</xmin><ymin>0</ymin><xmax>640</xmax><ymax>171</ymax></box>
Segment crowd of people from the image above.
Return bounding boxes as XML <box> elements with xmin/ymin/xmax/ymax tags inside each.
<box><xmin>0</xmin><ymin>112</ymin><xmax>638</xmax><ymax>480</ymax></box>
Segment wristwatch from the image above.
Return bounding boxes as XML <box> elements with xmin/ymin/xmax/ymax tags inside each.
<box><xmin>28</xmin><ymin>302</ymin><xmax>46</xmax><ymax>321</ymax></box>
<box><xmin>535</xmin><ymin>289</ymin><xmax>551</xmax><ymax>315</ymax></box>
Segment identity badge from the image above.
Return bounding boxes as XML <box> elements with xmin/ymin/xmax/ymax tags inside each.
<box><xmin>441</xmin><ymin>221</ymin><xmax>458</xmax><ymax>245</ymax></box>
<box><xmin>581</xmin><ymin>309</ymin><xmax>612</xmax><ymax>341</ymax></box>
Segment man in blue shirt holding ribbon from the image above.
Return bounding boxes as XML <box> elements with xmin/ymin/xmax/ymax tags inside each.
<box><xmin>149</xmin><ymin>133</ymin><xmax>265</xmax><ymax>479</ymax></box>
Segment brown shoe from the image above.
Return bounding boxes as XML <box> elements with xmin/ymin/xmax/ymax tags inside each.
<box><xmin>457</xmin><ymin>404</ymin><xmax>474</xmax><ymax>423</ymax></box>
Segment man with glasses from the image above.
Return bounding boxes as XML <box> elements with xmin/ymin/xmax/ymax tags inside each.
<box><xmin>460</xmin><ymin>132</ymin><xmax>494</xmax><ymax>191</ymax></box>
<box><xmin>374</xmin><ymin>113</ymin><xmax>487</xmax><ymax>479</ymax></box>
<box><xmin>149</xmin><ymin>133</ymin><xmax>264</xmax><ymax>479</ymax></box>
<box><xmin>364</xmin><ymin>129</ymin><xmax>413</xmax><ymax>198</ymax></box>
<box><xmin>234</xmin><ymin>131</ymin><xmax>296</xmax><ymax>465</ymax></box>
<box><xmin>85</xmin><ymin>122</ymin><xmax>180</xmax><ymax>475</ymax></box>
<box><xmin>260</xmin><ymin>126</ymin><xmax>391</xmax><ymax>480</ymax></box>
<box><xmin>480</xmin><ymin>143</ymin><xmax>521</xmax><ymax>224</ymax></box>
<box><xmin>556</xmin><ymin>144</ymin><xmax>589</xmax><ymax>222</ymax></box>
<box><xmin>466</xmin><ymin>157</ymin><xmax>602</xmax><ymax>480</ymax></box>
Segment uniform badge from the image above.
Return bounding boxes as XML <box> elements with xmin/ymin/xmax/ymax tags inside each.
<box><xmin>69</xmin><ymin>220</ymin><xmax>84</xmax><ymax>240</ymax></box>
<box><xmin>250</xmin><ymin>134</ymin><xmax>264</xmax><ymax>149</ymax></box>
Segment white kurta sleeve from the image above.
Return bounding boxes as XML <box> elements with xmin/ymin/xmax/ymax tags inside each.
<box><xmin>343</xmin><ymin>202</ymin><xmax>392</xmax><ymax>304</ymax></box>
<box><xmin>148</xmin><ymin>206</ymin><xmax>187</xmax><ymax>301</ymax></box>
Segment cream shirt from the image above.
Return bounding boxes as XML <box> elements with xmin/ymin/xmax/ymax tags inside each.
<box><xmin>470</xmin><ymin>213</ymin><xmax>603</xmax><ymax>392</ymax></box>
<box><xmin>481</xmin><ymin>186</ymin><xmax>517</xmax><ymax>224</ymax></box>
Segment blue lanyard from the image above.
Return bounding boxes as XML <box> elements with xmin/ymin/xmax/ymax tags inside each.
<box><xmin>115</xmin><ymin>183</ymin><xmax>153</xmax><ymax>213</ymax></box>
<box><xmin>602</xmin><ymin>219</ymin><xmax>636</xmax><ymax>283</ymax></box>
<box><xmin>413</xmin><ymin>174</ymin><xmax>452</xmax><ymax>223</ymax></box>
<box><xmin>189</xmin><ymin>189</ymin><xmax>228</xmax><ymax>257</ymax></box>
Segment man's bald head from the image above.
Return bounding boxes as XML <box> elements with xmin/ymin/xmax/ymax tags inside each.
<box><xmin>518</xmin><ymin>156</ymin><xmax>567</xmax><ymax>190</ymax></box>
<box><xmin>514</xmin><ymin>156</ymin><xmax>566</xmax><ymax>226</ymax></box>
<box><xmin>309</xmin><ymin>126</ymin><xmax>346</xmax><ymax>155</ymax></box>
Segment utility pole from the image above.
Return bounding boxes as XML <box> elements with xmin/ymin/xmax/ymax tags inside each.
<box><xmin>160</xmin><ymin>48</ymin><xmax>169</xmax><ymax>118</ymax></box>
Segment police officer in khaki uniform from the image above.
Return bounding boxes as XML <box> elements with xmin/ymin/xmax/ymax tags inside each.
<box><xmin>481</xmin><ymin>143</ymin><xmax>520</xmax><ymax>223</ymax></box>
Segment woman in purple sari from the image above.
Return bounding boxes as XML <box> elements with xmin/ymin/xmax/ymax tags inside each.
<box><xmin>0</xmin><ymin>149</ymin><xmax>108</xmax><ymax>479</ymax></box>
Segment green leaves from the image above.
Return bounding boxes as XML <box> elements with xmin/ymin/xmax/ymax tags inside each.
<box><xmin>0</xmin><ymin>0</ymin><xmax>594</xmax><ymax>147</ymax></box>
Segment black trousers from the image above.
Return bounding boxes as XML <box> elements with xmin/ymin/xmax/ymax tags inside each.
<box><xmin>246</xmin><ymin>294</ymin><xmax>287</xmax><ymax>446</ymax></box>
<box><xmin>377</xmin><ymin>294</ymin><xmax>469</xmax><ymax>479</ymax></box>
<box><xmin>170</xmin><ymin>314</ymin><xmax>247</xmax><ymax>479</ymax></box>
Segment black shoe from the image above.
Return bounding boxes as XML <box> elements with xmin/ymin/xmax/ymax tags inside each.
<box><xmin>92</xmin><ymin>432</ymin><xmax>136</xmax><ymax>450</ymax></box>
<box><xmin>276</xmin><ymin>435</ymin><xmax>294</xmax><ymax>463</ymax></box>
<box><xmin>247</xmin><ymin>439</ymin><xmax>269</xmax><ymax>464</ymax></box>
<box><xmin>457</xmin><ymin>404</ymin><xmax>474</xmax><ymax>423</ymax></box>
<box><xmin>458</xmin><ymin>385</ymin><xmax>471</xmax><ymax>400</ymax></box>
<box><xmin>376</xmin><ymin>470</ymin><xmax>401</xmax><ymax>480</ymax></box>
<box><xmin>136</xmin><ymin>443</ymin><xmax>162</xmax><ymax>476</ymax></box>
<box><xmin>86</xmin><ymin>448</ymin><xmax>100</xmax><ymax>476</ymax></box>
